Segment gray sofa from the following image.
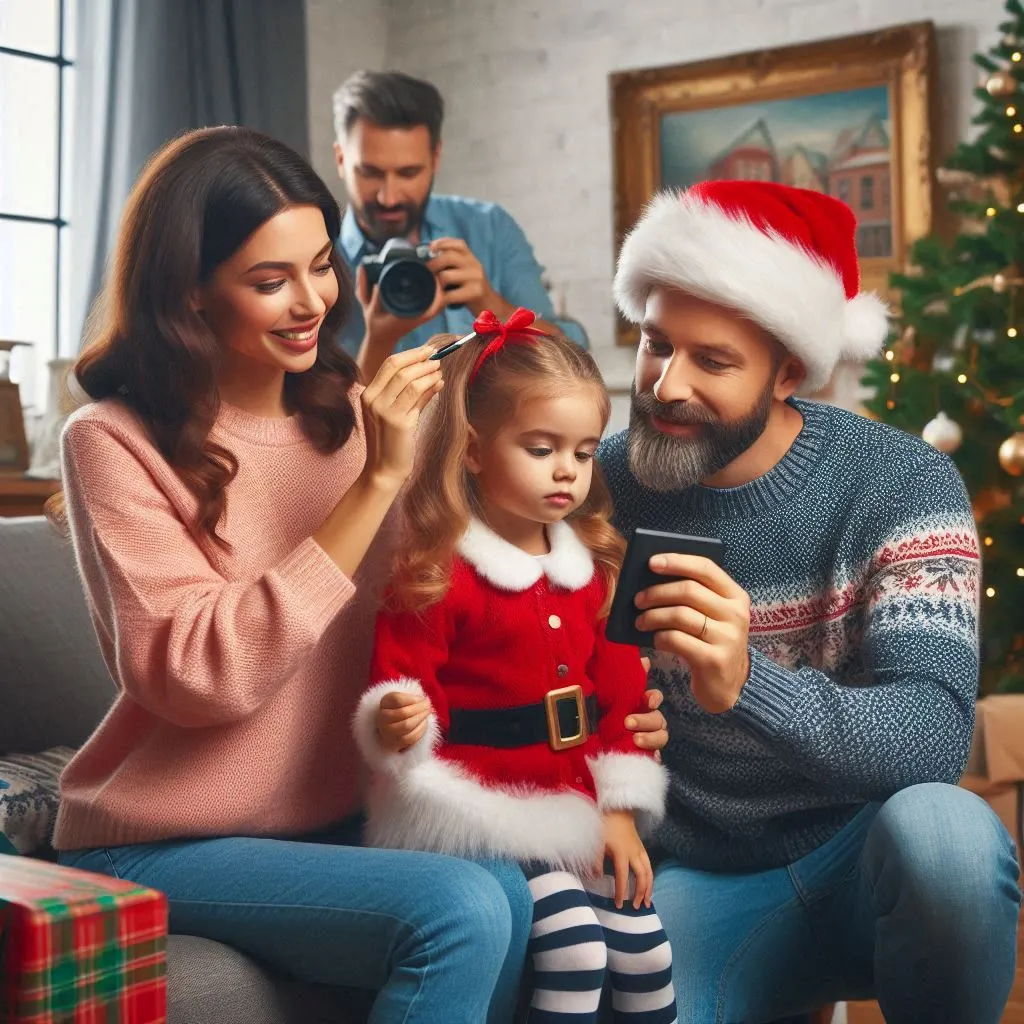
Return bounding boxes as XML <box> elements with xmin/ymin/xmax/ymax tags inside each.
<box><xmin>0</xmin><ymin>515</ymin><xmax>373</xmax><ymax>1023</ymax></box>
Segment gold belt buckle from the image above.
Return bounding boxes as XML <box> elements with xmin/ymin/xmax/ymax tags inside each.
<box><xmin>544</xmin><ymin>684</ymin><xmax>588</xmax><ymax>751</ymax></box>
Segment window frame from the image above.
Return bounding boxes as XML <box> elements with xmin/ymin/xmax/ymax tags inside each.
<box><xmin>0</xmin><ymin>0</ymin><xmax>74</xmax><ymax>396</ymax></box>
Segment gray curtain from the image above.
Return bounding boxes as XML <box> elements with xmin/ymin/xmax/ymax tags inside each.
<box><xmin>69</xmin><ymin>0</ymin><xmax>309</xmax><ymax>351</ymax></box>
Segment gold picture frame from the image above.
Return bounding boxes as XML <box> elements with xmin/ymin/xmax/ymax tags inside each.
<box><xmin>610</xmin><ymin>22</ymin><xmax>936</xmax><ymax>348</ymax></box>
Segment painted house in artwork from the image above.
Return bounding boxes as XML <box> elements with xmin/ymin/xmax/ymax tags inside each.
<box><xmin>779</xmin><ymin>145</ymin><xmax>828</xmax><ymax>192</ymax></box>
<box><xmin>706</xmin><ymin>118</ymin><xmax>777</xmax><ymax>182</ymax></box>
<box><xmin>827</xmin><ymin>115</ymin><xmax>892</xmax><ymax>257</ymax></box>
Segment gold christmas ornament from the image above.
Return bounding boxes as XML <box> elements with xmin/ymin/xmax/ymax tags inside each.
<box><xmin>973</xmin><ymin>486</ymin><xmax>1013</xmax><ymax>521</ymax></box>
<box><xmin>998</xmin><ymin>432</ymin><xmax>1024</xmax><ymax>476</ymax></box>
<box><xmin>922</xmin><ymin>412</ymin><xmax>964</xmax><ymax>453</ymax></box>
<box><xmin>986</xmin><ymin>71</ymin><xmax>1018</xmax><ymax>96</ymax></box>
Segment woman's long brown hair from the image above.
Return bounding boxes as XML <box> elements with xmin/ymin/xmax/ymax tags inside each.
<box><xmin>48</xmin><ymin>126</ymin><xmax>358</xmax><ymax>545</ymax></box>
<box><xmin>390</xmin><ymin>330</ymin><xmax>625</xmax><ymax>615</ymax></box>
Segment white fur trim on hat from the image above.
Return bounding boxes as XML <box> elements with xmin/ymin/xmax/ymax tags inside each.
<box><xmin>613</xmin><ymin>191</ymin><xmax>890</xmax><ymax>392</ymax></box>
<box><xmin>457</xmin><ymin>518</ymin><xmax>595</xmax><ymax>592</ymax></box>
<box><xmin>352</xmin><ymin>679</ymin><xmax>442</xmax><ymax>775</ymax></box>
<box><xmin>587</xmin><ymin>752</ymin><xmax>668</xmax><ymax>837</ymax></box>
<box><xmin>364</xmin><ymin>757</ymin><xmax>603</xmax><ymax>873</ymax></box>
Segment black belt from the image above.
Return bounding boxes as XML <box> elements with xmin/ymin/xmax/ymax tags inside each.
<box><xmin>448</xmin><ymin>687</ymin><xmax>598</xmax><ymax>751</ymax></box>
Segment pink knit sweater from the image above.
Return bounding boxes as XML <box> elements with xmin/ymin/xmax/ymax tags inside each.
<box><xmin>54</xmin><ymin>391</ymin><xmax>391</xmax><ymax>850</ymax></box>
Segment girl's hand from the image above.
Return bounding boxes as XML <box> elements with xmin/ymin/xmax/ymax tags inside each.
<box><xmin>376</xmin><ymin>691</ymin><xmax>433</xmax><ymax>752</ymax></box>
<box><xmin>596</xmin><ymin>809</ymin><xmax>653</xmax><ymax>910</ymax></box>
<box><xmin>360</xmin><ymin>345</ymin><xmax>444</xmax><ymax>489</ymax></box>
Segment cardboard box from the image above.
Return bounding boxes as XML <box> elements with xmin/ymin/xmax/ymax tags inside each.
<box><xmin>0</xmin><ymin>853</ymin><xmax>167</xmax><ymax>1022</ymax></box>
<box><xmin>961</xmin><ymin>694</ymin><xmax>1024</xmax><ymax>851</ymax></box>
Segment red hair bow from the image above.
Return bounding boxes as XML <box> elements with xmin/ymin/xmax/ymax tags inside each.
<box><xmin>469</xmin><ymin>308</ymin><xmax>548</xmax><ymax>381</ymax></box>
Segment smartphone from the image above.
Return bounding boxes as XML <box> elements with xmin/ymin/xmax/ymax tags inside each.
<box><xmin>605</xmin><ymin>528</ymin><xmax>725</xmax><ymax>647</ymax></box>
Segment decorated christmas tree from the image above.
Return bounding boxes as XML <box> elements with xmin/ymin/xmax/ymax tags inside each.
<box><xmin>862</xmin><ymin>0</ymin><xmax>1024</xmax><ymax>693</ymax></box>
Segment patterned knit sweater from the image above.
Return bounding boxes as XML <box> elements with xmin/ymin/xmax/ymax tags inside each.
<box><xmin>598</xmin><ymin>399</ymin><xmax>980</xmax><ymax>872</ymax></box>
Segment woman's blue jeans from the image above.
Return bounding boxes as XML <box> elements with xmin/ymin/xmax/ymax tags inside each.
<box><xmin>59</xmin><ymin>816</ymin><xmax>531</xmax><ymax>1024</ymax></box>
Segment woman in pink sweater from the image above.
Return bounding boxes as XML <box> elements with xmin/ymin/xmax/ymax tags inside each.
<box><xmin>51</xmin><ymin>125</ymin><xmax>532</xmax><ymax>1024</ymax></box>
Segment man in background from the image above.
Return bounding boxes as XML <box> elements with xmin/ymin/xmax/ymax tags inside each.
<box><xmin>332</xmin><ymin>70</ymin><xmax>586</xmax><ymax>377</ymax></box>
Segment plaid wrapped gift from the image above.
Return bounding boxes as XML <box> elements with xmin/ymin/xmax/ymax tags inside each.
<box><xmin>0</xmin><ymin>853</ymin><xmax>167</xmax><ymax>1023</ymax></box>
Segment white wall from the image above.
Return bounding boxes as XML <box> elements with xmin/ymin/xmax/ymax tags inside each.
<box><xmin>307</xmin><ymin>0</ymin><xmax>1004</xmax><ymax>427</ymax></box>
<box><xmin>306</xmin><ymin>0</ymin><xmax>388</xmax><ymax>205</ymax></box>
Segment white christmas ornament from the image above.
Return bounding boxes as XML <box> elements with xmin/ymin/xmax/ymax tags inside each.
<box><xmin>933</xmin><ymin>352</ymin><xmax>957</xmax><ymax>373</ymax></box>
<box><xmin>922</xmin><ymin>411</ymin><xmax>963</xmax><ymax>453</ymax></box>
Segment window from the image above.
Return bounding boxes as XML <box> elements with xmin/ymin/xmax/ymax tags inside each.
<box><xmin>837</xmin><ymin>178</ymin><xmax>851</xmax><ymax>203</ymax></box>
<box><xmin>861</xmin><ymin>175</ymin><xmax>874</xmax><ymax>210</ymax></box>
<box><xmin>0</xmin><ymin>0</ymin><xmax>75</xmax><ymax>412</ymax></box>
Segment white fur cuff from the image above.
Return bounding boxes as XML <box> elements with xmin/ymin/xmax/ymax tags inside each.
<box><xmin>352</xmin><ymin>678</ymin><xmax>441</xmax><ymax>775</ymax></box>
<box><xmin>587</xmin><ymin>752</ymin><xmax>669</xmax><ymax>836</ymax></box>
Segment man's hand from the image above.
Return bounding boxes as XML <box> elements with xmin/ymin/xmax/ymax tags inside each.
<box><xmin>428</xmin><ymin>238</ymin><xmax>512</xmax><ymax>318</ymax></box>
<box><xmin>635</xmin><ymin>555</ymin><xmax>751</xmax><ymax>714</ymax></box>
<box><xmin>356</xmin><ymin>264</ymin><xmax>445</xmax><ymax>379</ymax></box>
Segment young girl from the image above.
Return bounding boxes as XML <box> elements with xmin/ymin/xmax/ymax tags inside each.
<box><xmin>353</xmin><ymin>311</ymin><xmax>678</xmax><ymax>1023</ymax></box>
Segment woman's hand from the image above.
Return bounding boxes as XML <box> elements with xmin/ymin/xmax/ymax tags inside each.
<box><xmin>597</xmin><ymin>809</ymin><xmax>653</xmax><ymax>910</ymax></box>
<box><xmin>376</xmin><ymin>691</ymin><xmax>433</xmax><ymax>752</ymax></box>
<box><xmin>360</xmin><ymin>344</ymin><xmax>443</xmax><ymax>489</ymax></box>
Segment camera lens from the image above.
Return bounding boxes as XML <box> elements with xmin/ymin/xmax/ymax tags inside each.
<box><xmin>378</xmin><ymin>260</ymin><xmax>436</xmax><ymax>318</ymax></box>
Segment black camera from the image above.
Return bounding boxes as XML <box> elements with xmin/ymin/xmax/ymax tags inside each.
<box><xmin>360</xmin><ymin>238</ymin><xmax>439</xmax><ymax>318</ymax></box>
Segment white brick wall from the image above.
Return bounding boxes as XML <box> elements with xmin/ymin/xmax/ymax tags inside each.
<box><xmin>306</xmin><ymin>0</ymin><xmax>387</xmax><ymax>205</ymax></box>
<box><xmin>307</xmin><ymin>0</ymin><xmax>1003</xmax><ymax>426</ymax></box>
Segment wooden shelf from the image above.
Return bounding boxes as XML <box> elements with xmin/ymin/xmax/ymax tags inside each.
<box><xmin>0</xmin><ymin>474</ymin><xmax>61</xmax><ymax>518</ymax></box>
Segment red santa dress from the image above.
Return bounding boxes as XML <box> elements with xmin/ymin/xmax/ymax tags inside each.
<box><xmin>352</xmin><ymin>518</ymin><xmax>668</xmax><ymax>873</ymax></box>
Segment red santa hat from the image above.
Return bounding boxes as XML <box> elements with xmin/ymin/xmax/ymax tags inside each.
<box><xmin>613</xmin><ymin>180</ymin><xmax>890</xmax><ymax>392</ymax></box>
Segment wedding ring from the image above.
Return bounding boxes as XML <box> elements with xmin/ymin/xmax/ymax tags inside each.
<box><xmin>698</xmin><ymin>613</ymin><xmax>709</xmax><ymax>640</ymax></box>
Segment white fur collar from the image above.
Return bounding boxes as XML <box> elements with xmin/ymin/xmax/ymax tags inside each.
<box><xmin>457</xmin><ymin>518</ymin><xmax>595</xmax><ymax>592</ymax></box>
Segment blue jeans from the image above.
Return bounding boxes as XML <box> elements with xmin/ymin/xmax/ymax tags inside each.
<box><xmin>59</xmin><ymin>817</ymin><xmax>531</xmax><ymax>1024</ymax></box>
<box><xmin>653</xmin><ymin>783</ymin><xmax>1021</xmax><ymax>1024</ymax></box>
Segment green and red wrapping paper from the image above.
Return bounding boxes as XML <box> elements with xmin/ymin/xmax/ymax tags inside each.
<box><xmin>0</xmin><ymin>854</ymin><xmax>167</xmax><ymax>1022</ymax></box>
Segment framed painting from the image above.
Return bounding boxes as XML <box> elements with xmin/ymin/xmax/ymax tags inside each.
<box><xmin>610</xmin><ymin>22</ymin><xmax>936</xmax><ymax>353</ymax></box>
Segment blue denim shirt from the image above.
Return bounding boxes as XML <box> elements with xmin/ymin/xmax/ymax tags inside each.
<box><xmin>336</xmin><ymin>194</ymin><xmax>587</xmax><ymax>355</ymax></box>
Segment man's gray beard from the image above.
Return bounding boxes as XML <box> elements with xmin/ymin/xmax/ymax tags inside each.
<box><xmin>627</xmin><ymin>380</ymin><xmax>775</xmax><ymax>492</ymax></box>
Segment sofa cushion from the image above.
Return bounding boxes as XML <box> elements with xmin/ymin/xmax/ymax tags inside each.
<box><xmin>0</xmin><ymin>747</ymin><xmax>75</xmax><ymax>854</ymax></box>
<box><xmin>165</xmin><ymin>935</ymin><xmax>369</xmax><ymax>1024</ymax></box>
<box><xmin>0</xmin><ymin>516</ymin><xmax>115</xmax><ymax>754</ymax></box>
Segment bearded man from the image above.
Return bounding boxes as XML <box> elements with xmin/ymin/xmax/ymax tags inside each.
<box><xmin>331</xmin><ymin>70</ymin><xmax>585</xmax><ymax>377</ymax></box>
<box><xmin>597</xmin><ymin>180</ymin><xmax>1021</xmax><ymax>1024</ymax></box>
